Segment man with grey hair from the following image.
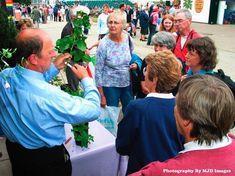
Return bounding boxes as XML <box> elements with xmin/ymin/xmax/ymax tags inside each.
<box><xmin>173</xmin><ymin>9</ymin><xmax>201</xmax><ymax>73</ymax></box>
<box><xmin>130</xmin><ymin>75</ymin><xmax>235</xmax><ymax>175</ymax></box>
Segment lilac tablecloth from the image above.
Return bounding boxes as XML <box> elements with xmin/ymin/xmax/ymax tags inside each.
<box><xmin>64</xmin><ymin>121</ymin><xmax>127</xmax><ymax>176</ymax></box>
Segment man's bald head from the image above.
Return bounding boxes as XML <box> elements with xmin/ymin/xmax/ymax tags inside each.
<box><xmin>15</xmin><ymin>29</ymin><xmax>50</xmax><ymax>64</ymax></box>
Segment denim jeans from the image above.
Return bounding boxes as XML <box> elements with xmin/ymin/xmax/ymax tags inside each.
<box><xmin>103</xmin><ymin>86</ymin><xmax>133</xmax><ymax>114</ymax></box>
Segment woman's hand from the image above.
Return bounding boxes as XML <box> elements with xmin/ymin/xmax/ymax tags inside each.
<box><xmin>98</xmin><ymin>87</ymin><xmax>107</xmax><ymax>107</ymax></box>
<box><xmin>130</xmin><ymin>63</ymin><xmax>138</xmax><ymax>70</ymax></box>
<box><xmin>100</xmin><ymin>95</ymin><xmax>107</xmax><ymax>108</ymax></box>
<box><xmin>85</xmin><ymin>49</ymin><xmax>90</xmax><ymax>55</ymax></box>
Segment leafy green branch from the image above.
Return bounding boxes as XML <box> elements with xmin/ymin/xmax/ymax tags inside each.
<box><xmin>51</xmin><ymin>79</ymin><xmax>93</xmax><ymax>148</ymax></box>
<box><xmin>56</xmin><ymin>11</ymin><xmax>96</xmax><ymax>65</ymax></box>
<box><xmin>54</xmin><ymin>11</ymin><xmax>95</xmax><ymax>148</ymax></box>
<box><xmin>64</xmin><ymin>85</ymin><xmax>93</xmax><ymax>148</ymax></box>
<box><xmin>72</xmin><ymin>123</ymin><xmax>94</xmax><ymax>148</ymax></box>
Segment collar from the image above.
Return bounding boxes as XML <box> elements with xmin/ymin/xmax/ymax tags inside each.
<box><xmin>179</xmin><ymin>135</ymin><xmax>232</xmax><ymax>154</ymax></box>
<box><xmin>15</xmin><ymin>65</ymin><xmax>45</xmax><ymax>81</ymax></box>
<box><xmin>187</xmin><ymin>69</ymin><xmax>213</xmax><ymax>76</ymax></box>
<box><xmin>146</xmin><ymin>92</ymin><xmax>174</xmax><ymax>99</ymax></box>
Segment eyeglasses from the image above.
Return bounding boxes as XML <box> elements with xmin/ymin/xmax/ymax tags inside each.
<box><xmin>107</xmin><ymin>21</ymin><xmax>121</xmax><ymax>25</ymax></box>
<box><xmin>174</xmin><ymin>19</ymin><xmax>187</xmax><ymax>24</ymax></box>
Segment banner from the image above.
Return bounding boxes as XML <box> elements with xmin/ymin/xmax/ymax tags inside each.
<box><xmin>5</xmin><ymin>0</ymin><xmax>13</xmax><ymax>15</ymax></box>
<box><xmin>5</xmin><ymin>0</ymin><xmax>13</xmax><ymax>8</ymax></box>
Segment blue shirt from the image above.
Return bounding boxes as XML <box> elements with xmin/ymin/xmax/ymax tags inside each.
<box><xmin>0</xmin><ymin>64</ymin><xmax>100</xmax><ymax>149</ymax></box>
<box><xmin>95</xmin><ymin>34</ymin><xmax>133</xmax><ymax>87</ymax></box>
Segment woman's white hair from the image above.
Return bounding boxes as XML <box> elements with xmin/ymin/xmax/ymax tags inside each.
<box><xmin>107</xmin><ymin>10</ymin><xmax>127</xmax><ymax>30</ymax></box>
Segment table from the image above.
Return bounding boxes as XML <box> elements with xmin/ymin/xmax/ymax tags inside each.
<box><xmin>64</xmin><ymin>121</ymin><xmax>125</xmax><ymax>176</ymax></box>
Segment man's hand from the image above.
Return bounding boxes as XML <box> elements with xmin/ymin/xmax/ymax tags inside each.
<box><xmin>54</xmin><ymin>53</ymin><xmax>72</xmax><ymax>70</ymax></box>
<box><xmin>71</xmin><ymin>64</ymin><xmax>89</xmax><ymax>80</ymax></box>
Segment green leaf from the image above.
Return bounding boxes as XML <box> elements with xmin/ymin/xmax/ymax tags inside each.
<box><xmin>90</xmin><ymin>56</ymin><xmax>96</xmax><ymax>65</ymax></box>
<box><xmin>71</xmin><ymin>50</ymin><xmax>83</xmax><ymax>63</ymax></box>
<box><xmin>83</xmin><ymin>54</ymin><xmax>92</xmax><ymax>63</ymax></box>
<box><xmin>73</xmin><ymin>27</ymin><xmax>83</xmax><ymax>36</ymax></box>
<box><xmin>73</xmin><ymin>18</ymin><xmax>84</xmax><ymax>29</ymax></box>
<box><xmin>56</xmin><ymin>36</ymin><xmax>73</xmax><ymax>53</ymax></box>
<box><xmin>76</xmin><ymin>40</ymin><xmax>87</xmax><ymax>51</ymax></box>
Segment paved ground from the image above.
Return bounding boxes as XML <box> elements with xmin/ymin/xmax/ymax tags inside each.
<box><xmin>40</xmin><ymin>20</ymin><xmax>235</xmax><ymax>80</ymax></box>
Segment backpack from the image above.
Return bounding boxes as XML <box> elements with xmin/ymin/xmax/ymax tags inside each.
<box><xmin>208</xmin><ymin>69</ymin><xmax>235</xmax><ymax>98</ymax></box>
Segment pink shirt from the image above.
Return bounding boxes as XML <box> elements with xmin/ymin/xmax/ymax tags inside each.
<box><xmin>130</xmin><ymin>134</ymin><xmax>235</xmax><ymax>176</ymax></box>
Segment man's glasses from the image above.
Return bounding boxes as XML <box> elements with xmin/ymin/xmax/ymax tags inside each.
<box><xmin>174</xmin><ymin>19</ymin><xmax>187</xmax><ymax>24</ymax></box>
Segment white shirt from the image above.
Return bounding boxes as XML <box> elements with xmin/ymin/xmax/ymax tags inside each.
<box><xmin>146</xmin><ymin>92</ymin><xmax>174</xmax><ymax>99</ymax></box>
<box><xmin>180</xmin><ymin>135</ymin><xmax>232</xmax><ymax>154</ymax></box>
<box><xmin>181</xmin><ymin>35</ymin><xmax>187</xmax><ymax>49</ymax></box>
<box><xmin>97</xmin><ymin>13</ymin><xmax>109</xmax><ymax>35</ymax></box>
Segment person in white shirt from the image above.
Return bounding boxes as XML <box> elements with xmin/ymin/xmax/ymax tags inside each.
<box><xmin>97</xmin><ymin>4</ymin><xmax>110</xmax><ymax>40</ymax></box>
<box><xmin>61</xmin><ymin>6</ymin><xmax>65</xmax><ymax>22</ymax></box>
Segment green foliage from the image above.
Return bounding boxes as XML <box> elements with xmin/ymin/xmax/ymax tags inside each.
<box><xmin>56</xmin><ymin>11</ymin><xmax>96</xmax><ymax>65</ymax></box>
<box><xmin>0</xmin><ymin>8</ymin><xmax>17</xmax><ymax>51</ymax></box>
<box><xmin>0</xmin><ymin>48</ymin><xmax>16</xmax><ymax>71</ymax></box>
<box><xmin>51</xmin><ymin>80</ymin><xmax>93</xmax><ymax>148</ymax></box>
<box><xmin>54</xmin><ymin>11</ymin><xmax>95</xmax><ymax>148</ymax></box>
<box><xmin>72</xmin><ymin>123</ymin><xmax>94</xmax><ymax>148</ymax></box>
<box><xmin>14</xmin><ymin>0</ymin><xmax>31</xmax><ymax>6</ymax></box>
<box><xmin>61</xmin><ymin>84</ymin><xmax>84</xmax><ymax>97</ymax></box>
<box><xmin>50</xmin><ymin>76</ymin><xmax>64</xmax><ymax>87</ymax></box>
<box><xmin>183</xmin><ymin>0</ymin><xmax>193</xmax><ymax>9</ymax></box>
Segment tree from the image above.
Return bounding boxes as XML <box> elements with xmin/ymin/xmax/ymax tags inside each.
<box><xmin>0</xmin><ymin>8</ymin><xmax>17</xmax><ymax>50</ymax></box>
<box><xmin>0</xmin><ymin>8</ymin><xmax>17</xmax><ymax>69</ymax></box>
<box><xmin>183</xmin><ymin>0</ymin><xmax>193</xmax><ymax>9</ymax></box>
<box><xmin>14</xmin><ymin>0</ymin><xmax>31</xmax><ymax>6</ymax></box>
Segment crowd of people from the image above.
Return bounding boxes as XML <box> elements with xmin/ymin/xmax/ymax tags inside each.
<box><xmin>0</xmin><ymin>1</ymin><xmax>235</xmax><ymax>176</ymax></box>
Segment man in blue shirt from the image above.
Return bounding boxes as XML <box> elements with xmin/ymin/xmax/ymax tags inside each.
<box><xmin>0</xmin><ymin>29</ymin><xmax>100</xmax><ymax>176</ymax></box>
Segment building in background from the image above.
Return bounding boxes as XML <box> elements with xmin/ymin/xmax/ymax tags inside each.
<box><xmin>180</xmin><ymin>0</ymin><xmax>235</xmax><ymax>24</ymax></box>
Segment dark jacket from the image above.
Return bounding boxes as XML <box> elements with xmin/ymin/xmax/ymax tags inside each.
<box><xmin>116</xmin><ymin>97</ymin><xmax>184</xmax><ymax>175</ymax></box>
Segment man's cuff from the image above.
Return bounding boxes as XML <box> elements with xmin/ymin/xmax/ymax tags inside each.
<box><xmin>81</xmin><ymin>77</ymin><xmax>94</xmax><ymax>88</ymax></box>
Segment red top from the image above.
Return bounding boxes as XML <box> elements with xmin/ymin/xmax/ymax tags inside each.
<box><xmin>130</xmin><ymin>135</ymin><xmax>235</xmax><ymax>176</ymax></box>
<box><xmin>173</xmin><ymin>29</ymin><xmax>201</xmax><ymax>63</ymax></box>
